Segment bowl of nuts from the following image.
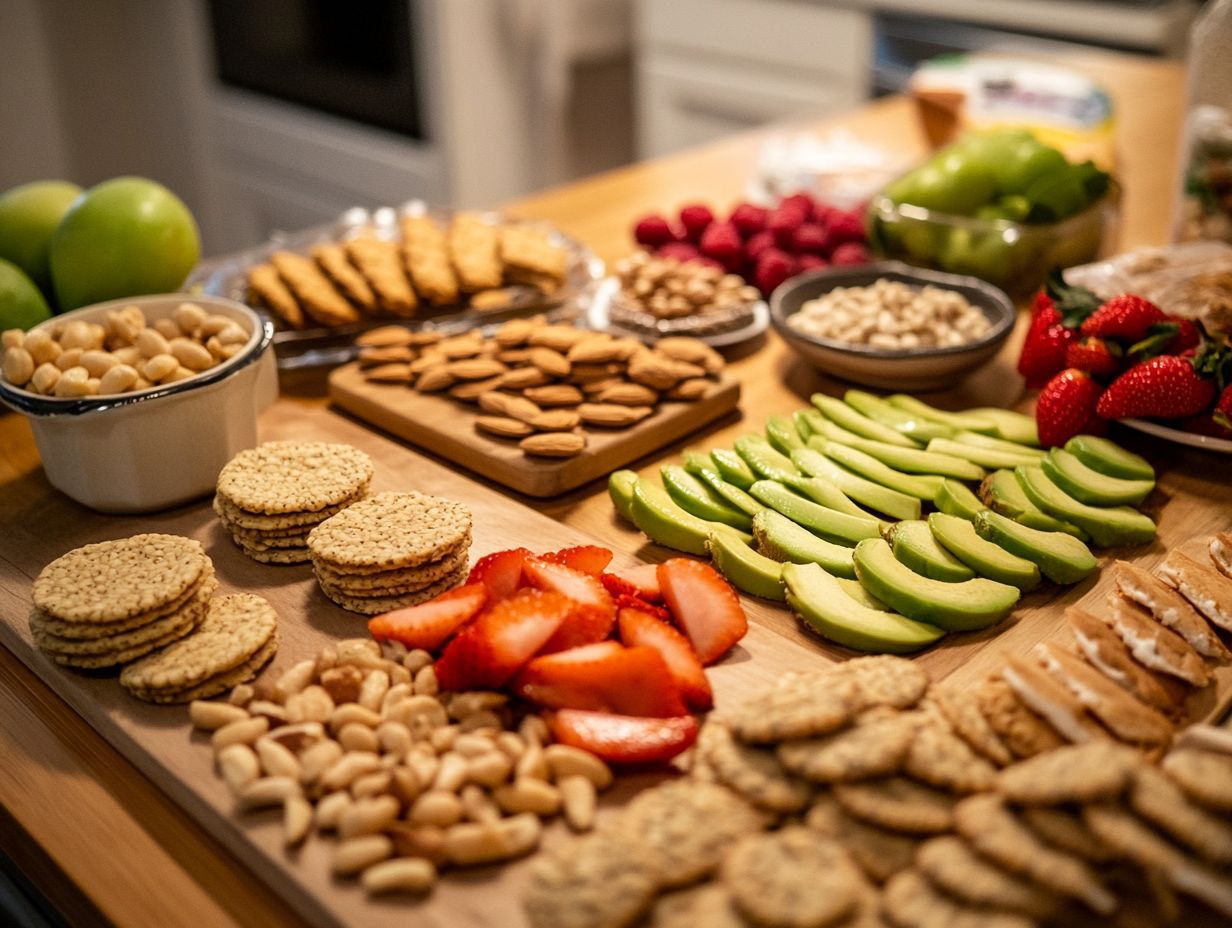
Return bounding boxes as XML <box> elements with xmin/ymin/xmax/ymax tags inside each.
<box><xmin>769</xmin><ymin>261</ymin><xmax>1015</xmax><ymax>391</ymax></box>
<box><xmin>0</xmin><ymin>294</ymin><xmax>276</xmax><ymax>512</ymax></box>
<box><xmin>588</xmin><ymin>253</ymin><xmax>769</xmax><ymax>346</ymax></box>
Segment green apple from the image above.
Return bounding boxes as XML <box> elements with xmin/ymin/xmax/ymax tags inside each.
<box><xmin>49</xmin><ymin>176</ymin><xmax>200</xmax><ymax>311</ymax></box>
<box><xmin>0</xmin><ymin>258</ymin><xmax>52</xmax><ymax>331</ymax></box>
<box><xmin>0</xmin><ymin>179</ymin><xmax>82</xmax><ymax>299</ymax></box>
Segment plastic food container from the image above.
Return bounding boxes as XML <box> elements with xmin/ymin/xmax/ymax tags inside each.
<box><xmin>0</xmin><ymin>294</ymin><xmax>276</xmax><ymax>512</ymax></box>
<box><xmin>866</xmin><ymin>184</ymin><xmax>1120</xmax><ymax>295</ymax></box>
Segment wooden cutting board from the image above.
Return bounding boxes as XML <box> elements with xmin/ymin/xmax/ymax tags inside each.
<box><xmin>0</xmin><ymin>404</ymin><xmax>1229</xmax><ymax>928</ymax></box>
<box><xmin>327</xmin><ymin>361</ymin><xmax>740</xmax><ymax>497</ymax></box>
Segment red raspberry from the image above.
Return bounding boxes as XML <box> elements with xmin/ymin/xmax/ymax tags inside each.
<box><xmin>633</xmin><ymin>214</ymin><xmax>676</xmax><ymax>249</ymax></box>
<box><xmin>798</xmin><ymin>254</ymin><xmax>830</xmax><ymax>272</ymax></box>
<box><xmin>692</xmin><ymin>256</ymin><xmax>725</xmax><ymax>272</ymax></box>
<box><xmin>830</xmin><ymin>242</ymin><xmax>871</xmax><ymax>266</ymax></box>
<box><xmin>813</xmin><ymin>202</ymin><xmax>840</xmax><ymax>227</ymax></box>
<box><xmin>755</xmin><ymin>251</ymin><xmax>798</xmax><ymax>296</ymax></box>
<box><xmin>823</xmin><ymin>212</ymin><xmax>866</xmax><ymax>252</ymax></box>
<box><xmin>699</xmin><ymin>222</ymin><xmax>744</xmax><ymax>271</ymax></box>
<box><xmin>729</xmin><ymin>203</ymin><xmax>769</xmax><ymax>238</ymax></box>
<box><xmin>657</xmin><ymin>242</ymin><xmax>700</xmax><ymax>263</ymax></box>
<box><xmin>791</xmin><ymin>223</ymin><xmax>828</xmax><ymax>255</ymax></box>
<box><xmin>678</xmin><ymin>204</ymin><xmax>715</xmax><ymax>243</ymax></box>
<box><xmin>744</xmin><ymin>230</ymin><xmax>776</xmax><ymax>263</ymax></box>
<box><xmin>780</xmin><ymin>193</ymin><xmax>816</xmax><ymax>219</ymax></box>
<box><xmin>767</xmin><ymin>205</ymin><xmax>806</xmax><ymax>248</ymax></box>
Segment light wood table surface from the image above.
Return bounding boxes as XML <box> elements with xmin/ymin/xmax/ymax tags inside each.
<box><xmin>0</xmin><ymin>50</ymin><xmax>1189</xmax><ymax>927</ymax></box>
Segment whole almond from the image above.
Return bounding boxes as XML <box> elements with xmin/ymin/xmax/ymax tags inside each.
<box><xmin>530</xmin><ymin>409</ymin><xmax>582</xmax><ymax>431</ymax></box>
<box><xmin>500</xmin><ymin>395</ymin><xmax>542</xmax><ymax>423</ymax></box>
<box><xmin>528</xmin><ymin>347</ymin><xmax>570</xmax><ymax>379</ymax></box>
<box><xmin>415</xmin><ymin>366</ymin><xmax>456</xmax><ymax>392</ymax></box>
<box><xmin>363</xmin><ymin>363</ymin><xmax>413</xmax><ymax>384</ymax></box>
<box><xmin>408</xmin><ymin>353</ymin><xmax>446</xmax><ymax>375</ymax></box>
<box><xmin>520</xmin><ymin>432</ymin><xmax>587</xmax><ymax>458</ymax></box>
<box><xmin>358</xmin><ymin>345</ymin><xmax>415</xmax><ymax>366</ymax></box>
<box><xmin>566</xmin><ymin>335</ymin><xmax>622</xmax><ymax>364</ymax></box>
<box><xmin>567</xmin><ymin>363</ymin><xmax>623</xmax><ymax>385</ymax></box>
<box><xmin>581</xmin><ymin>377</ymin><xmax>624</xmax><ymax>395</ymax></box>
<box><xmin>493</xmin><ymin>318</ymin><xmax>536</xmax><ymax>347</ymax></box>
<box><xmin>527</xmin><ymin>325</ymin><xmax>590</xmax><ymax>352</ymax></box>
<box><xmin>578</xmin><ymin>403</ymin><xmax>653</xmax><ymax>427</ymax></box>
<box><xmin>408</xmin><ymin>330</ymin><xmax>445</xmax><ymax>347</ymax></box>
<box><xmin>436</xmin><ymin>336</ymin><xmax>484</xmax><ymax>359</ymax></box>
<box><xmin>524</xmin><ymin>384</ymin><xmax>583</xmax><ymax>407</ymax></box>
<box><xmin>625</xmin><ymin>352</ymin><xmax>680</xmax><ymax>390</ymax></box>
<box><xmin>667</xmin><ymin>378</ymin><xmax>712</xmax><ymax>401</ymax></box>
<box><xmin>448</xmin><ymin>375</ymin><xmax>505</xmax><ymax>401</ymax></box>
<box><xmin>497</xmin><ymin>348</ymin><xmax>533</xmax><ymax>364</ymax></box>
<box><xmin>477</xmin><ymin>391</ymin><xmax>512</xmax><ymax>415</ymax></box>
<box><xmin>475</xmin><ymin>416</ymin><xmax>534</xmax><ymax>438</ymax></box>
<box><xmin>654</xmin><ymin>336</ymin><xmax>722</xmax><ymax>370</ymax></box>
<box><xmin>497</xmin><ymin>367</ymin><xmax>551</xmax><ymax>390</ymax></box>
<box><xmin>593</xmin><ymin>382</ymin><xmax>658</xmax><ymax>406</ymax></box>
<box><xmin>356</xmin><ymin>325</ymin><xmax>414</xmax><ymax>348</ymax></box>
<box><xmin>445</xmin><ymin>358</ymin><xmax>506</xmax><ymax>380</ymax></box>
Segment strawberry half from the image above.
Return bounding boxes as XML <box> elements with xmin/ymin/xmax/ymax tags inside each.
<box><xmin>1096</xmin><ymin>355</ymin><xmax>1218</xmax><ymax>420</ymax></box>
<box><xmin>657</xmin><ymin>558</ymin><xmax>748</xmax><ymax>665</ymax></box>
<box><xmin>1035</xmin><ymin>369</ymin><xmax>1106</xmax><ymax>448</ymax></box>
<box><xmin>466</xmin><ymin>548</ymin><xmax>532</xmax><ymax>601</ymax></box>
<box><xmin>433</xmin><ymin>588</ymin><xmax>570</xmax><ymax>691</ymax></box>
<box><xmin>611</xmin><ymin>592</ymin><xmax>671</xmax><ymax>622</ymax></box>
<box><xmin>366</xmin><ymin>582</ymin><xmax>487</xmax><ymax>651</ymax></box>
<box><xmin>600</xmin><ymin>563</ymin><xmax>663</xmax><ymax>602</ymax></box>
<box><xmin>1080</xmin><ymin>294</ymin><xmax>1166</xmax><ymax>343</ymax></box>
<box><xmin>546</xmin><ymin>708</ymin><xmax>699</xmax><ymax>765</ymax></box>
<box><xmin>539</xmin><ymin>545</ymin><xmax>613</xmax><ymax>576</ymax></box>
<box><xmin>514</xmin><ymin>642</ymin><xmax>687</xmax><ymax>717</ymax></box>
<box><xmin>523</xmin><ymin>557</ymin><xmax>617</xmax><ymax>652</ymax></box>
<box><xmin>618</xmin><ymin>607</ymin><xmax>713</xmax><ymax>711</ymax></box>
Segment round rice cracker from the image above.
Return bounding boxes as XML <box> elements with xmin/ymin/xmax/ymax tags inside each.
<box><xmin>307</xmin><ymin>492</ymin><xmax>472</xmax><ymax>572</ymax></box>
<box><xmin>213</xmin><ymin>492</ymin><xmax>361</xmax><ymax>532</ymax></box>
<box><xmin>120</xmin><ymin>593</ymin><xmax>278</xmax><ymax>695</ymax></box>
<box><xmin>317</xmin><ymin>564</ymin><xmax>468</xmax><ymax>600</ymax></box>
<box><xmin>523</xmin><ymin>829</ymin><xmax>660</xmax><ymax>928</ymax></box>
<box><xmin>216</xmin><ymin>441</ymin><xmax>374</xmax><ymax>515</ymax></box>
<box><xmin>30</xmin><ymin>585</ymin><xmax>211</xmax><ymax>656</ymax></box>
<box><xmin>40</xmin><ymin>618</ymin><xmax>199</xmax><ymax>670</ymax></box>
<box><xmin>236</xmin><ymin>543</ymin><xmax>312</xmax><ymax>565</ymax></box>
<box><xmin>318</xmin><ymin>564</ymin><xmax>469</xmax><ymax>616</ymax></box>
<box><xmin>135</xmin><ymin>632</ymin><xmax>279</xmax><ymax>704</ymax></box>
<box><xmin>226</xmin><ymin>528</ymin><xmax>312</xmax><ymax>550</ymax></box>
<box><xmin>30</xmin><ymin>569</ymin><xmax>216</xmax><ymax>640</ymax></box>
<box><xmin>312</xmin><ymin>547</ymin><xmax>470</xmax><ymax>591</ymax></box>
<box><xmin>32</xmin><ymin>534</ymin><xmax>209</xmax><ymax>624</ymax></box>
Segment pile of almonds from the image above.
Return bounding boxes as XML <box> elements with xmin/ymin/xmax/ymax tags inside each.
<box><xmin>2</xmin><ymin>302</ymin><xmax>248</xmax><ymax>398</ymax></box>
<box><xmin>614</xmin><ymin>251</ymin><xmax>760</xmax><ymax>320</ymax></box>
<box><xmin>356</xmin><ymin>317</ymin><xmax>725</xmax><ymax>459</ymax></box>
<box><xmin>191</xmin><ymin>637</ymin><xmax>612</xmax><ymax>897</ymax></box>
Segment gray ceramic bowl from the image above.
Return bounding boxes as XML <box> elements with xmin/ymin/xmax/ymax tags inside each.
<box><xmin>769</xmin><ymin>261</ymin><xmax>1015</xmax><ymax>391</ymax></box>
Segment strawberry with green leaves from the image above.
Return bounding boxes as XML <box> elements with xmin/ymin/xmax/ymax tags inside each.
<box><xmin>1096</xmin><ymin>342</ymin><xmax>1231</xmax><ymax>420</ymax></box>
<box><xmin>1080</xmin><ymin>294</ymin><xmax>1166</xmax><ymax>342</ymax></box>
<box><xmin>1018</xmin><ymin>271</ymin><xmax>1101</xmax><ymax>388</ymax></box>
<box><xmin>1035</xmin><ymin>368</ymin><xmax>1107</xmax><ymax>447</ymax></box>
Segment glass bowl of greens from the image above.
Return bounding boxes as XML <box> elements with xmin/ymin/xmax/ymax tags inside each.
<box><xmin>867</xmin><ymin>129</ymin><xmax>1120</xmax><ymax>295</ymax></box>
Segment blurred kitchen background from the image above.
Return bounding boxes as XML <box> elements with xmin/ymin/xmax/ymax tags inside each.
<box><xmin>0</xmin><ymin>0</ymin><xmax>1202</xmax><ymax>256</ymax></box>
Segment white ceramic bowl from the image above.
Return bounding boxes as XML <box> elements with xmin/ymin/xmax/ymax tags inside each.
<box><xmin>0</xmin><ymin>294</ymin><xmax>277</xmax><ymax>512</ymax></box>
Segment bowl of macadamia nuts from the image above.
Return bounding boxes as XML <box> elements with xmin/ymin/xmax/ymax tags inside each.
<box><xmin>770</xmin><ymin>261</ymin><xmax>1014</xmax><ymax>391</ymax></box>
<box><xmin>0</xmin><ymin>294</ymin><xmax>276</xmax><ymax>512</ymax></box>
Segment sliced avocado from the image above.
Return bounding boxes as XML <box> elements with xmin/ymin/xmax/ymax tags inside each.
<box><xmin>608</xmin><ymin>469</ymin><xmax>638</xmax><ymax>523</ymax></box>
<box><xmin>852</xmin><ymin>538</ymin><xmax>1020</xmax><ymax>631</ymax></box>
<box><xmin>811</xmin><ymin>394</ymin><xmax>921</xmax><ymax>448</ymax></box>
<box><xmin>682</xmin><ymin>449</ymin><xmax>717</xmax><ymax>477</ymax></box>
<box><xmin>816</xmin><ymin>429</ymin><xmax>986</xmax><ymax>481</ymax></box>
<box><xmin>661</xmin><ymin>465</ymin><xmax>752</xmax><ymax>531</ymax></box>
<box><xmin>928</xmin><ymin>512</ymin><xmax>1040</xmax><ymax>592</ymax></box>
<box><xmin>973</xmin><ymin>509</ymin><xmax>1097</xmax><ymax>585</ymax></box>
<box><xmin>711</xmin><ymin>448</ymin><xmax>757</xmax><ymax>489</ymax></box>
<box><xmin>696</xmin><ymin>468</ymin><xmax>765</xmax><ymax>518</ymax></box>
<box><xmin>790</xmin><ymin>448</ymin><xmax>921</xmax><ymax>521</ymax></box>
<box><xmin>793</xmin><ymin>409</ymin><xmax>825</xmax><ymax>442</ymax></box>
<box><xmin>926</xmin><ymin>438</ymin><xmax>1040</xmax><ymax>471</ymax></box>
<box><xmin>979</xmin><ymin>469</ymin><xmax>1089</xmax><ymax>540</ymax></box>
<box><xmin>780</xmin><ymin>474</ymin><xmax>886</xmax><ymax>522</ymax></box>
<box><xmin>885</xmin><ymin>395</ymin><xmax>998</xmax><ymax>434</ymax></box>
<box><xmin>783</xmin><ymin>562</ymin><xmax>945</xmax><ymax>653</ymax></box>
<box><xmin>750</xmin><ymin>480</ymin><xmax>882</xmax><ymax>547</ymax></box>
<box><xmin>735</xmin><ymin>435</ymin><xmax>801</xmax><ymax>482</ymax></box>
<box><xmin>708</xmin><ymin>527</ymin><xmax>785</xmax><ymax>600</ymax></box>
<box><xmin>631</xmin><ymin>479</ymin><xmax>750</xmax><ymax>556</ymax></box>
<box><xmin>1014</xmin><ymin>465</ymin><xmax>1155</xmax><ymax>548</ymax></box>
<box><xmin>953</xmin><ymin>430</ymin><xmax>1046</xmax><ymax>459</ymax></box>
<box><xmin>1064</xmin><ymin>434</ymin><xmax>1154</xmax><ymax>481</ymax></box>
<box><xmin>810</xmin><ymin>418</ymin><xmax>866</xmax><ymax>447</ymax></box>
<box><xmin>766</xmin><ymin>414</ymin><xmax>805</xmax><ymax>455</ymax></box>
<box><xmin>964</xmin><ymin>407</ymin><xmax>1041</xmax><ymax>446</ymax></box>
<box><xmin>836</xmin><ymin>577</ymin><xmax>891</xmax><ymax>611</ymax></box>
<box><xmin>933</xmin><ymin>479</ymin><xmax>987</xmax><ymax>522</ymax></box>
<box><xmin>1041</xmin><ymin>449</ymin><xmax>1153</xmax><ymax>507</ymax></box>
<box><xmin>885</xmin><ymin>520</ymin><xmax>976</xmax><ymax>582</ymax></box>
<box><xmin>753</xmin><ymin>509</ymin><xmax>856</xmax><ymax>579</ymax></box>
<box><xmin>816</xmin><ymin>441</ymin><xmax>943</xmax><ymax>501</ymax></box>
<box><xmin>844</xmin><ymin>389</ymin><xmax>956</xmax><ymax>442</ymax></box>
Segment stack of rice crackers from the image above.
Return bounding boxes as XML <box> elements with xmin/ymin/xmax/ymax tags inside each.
<box><xmin>306</xmin><ymin>491</ymin><xmax>473</xmax><ymax>615</ymax></box>
<box><xmin>214</xmin><ymin>442</ymin><xmax>374</xmax><ymax>564</ymax></box>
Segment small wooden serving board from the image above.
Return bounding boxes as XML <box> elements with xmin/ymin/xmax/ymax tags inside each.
<box><xmin>327</xmin><ymin>361</ymin><xmax>741</xmax><ymax>497</ymax></box>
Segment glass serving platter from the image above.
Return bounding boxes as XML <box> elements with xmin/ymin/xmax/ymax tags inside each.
<box><xmin>183</xmin><ymin>202</ymin><xmax>605</xmax><ymax>369</ymax></box>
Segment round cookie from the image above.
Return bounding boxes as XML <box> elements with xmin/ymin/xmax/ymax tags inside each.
<box><xmin>120</xmin><ymin>593</ymin><xmax>278</xmax><ymax>695</ymax></box>
<box><xmin>138</xmin><ymin>632</ymin><xmax>279</xmax><ymax>704</ymax></box>
<box><xmin>931</xmin><ymin>688</ymin><xmax>1014</xmax><ymax>767</ymax></box>
<box><xmin>237</xmin><ymin>544</ymin><xmax>312</xmax><ymax>565</ymax></box>
<box><xmin>805</xmin><ymin>793</ymin><xmax>921</xmax><ymax>884</ymax></box>
<box><xmin>995</xmin><ymin>741</ymin><xmax>1137</xmax><ymax>805</ymax></box>
<box><xmin>216</xmin><ymin>441</ymin><xmax>373</xmax><ymax>515</ymax></box>
<box><xmin>42</xmin><ymin>620</ymin><xmax>199</xmax><ymax>669</ymax></box>
<box><xmin>523</xmin><ymin>830</ymin><xmax>660</xmax><ymax>928</ymax></box>
<box><xmin>915</xmin><ymin>836</ymin><xmax>1061</xmax><ymax>918</ymax></box>
<box><xmin>307</xmin><ymin>492</ymin><xmax>472</xmax><ymax>572</ymax></box>
<box><xmin>777</xmin><ymin>710</ymin><xmax>918</xmax><ymax>784</ymax></box>
<box><xmin>832</xmin><ymin>777</ymin><xmax>957</xmax><ymax>835</ymax></box>
<box><xmin>883</xmin><ymin>869</ymin><xmax>1037</xmax><ymax>928</ymax></box>
<box><xmin>30</xmin><ymin>593</ymin><xmax>207</xmax><ymax>656</ymax></box>
<box><xmin>318</xmin><ymin>564</ymin><xmax>469</xmax><ymax>616</ymax></box>
<box><xmin>313</xmin><ymin>548</ymin><xmax>469</xmax><ymax>591</ymax></box>
<box><xmin>696</xmin><ymin>720</ymin><xmax>812</xmax><ymax>812</ymax></box>
<box><xmin>32</xmin><ymin>534</ymin><xmax>208</xmax><ymax>624</ymax></box>
<box><xmin>904</xmin><ymin>715</ymin><xmax>997</xmax><ymax>794</ymax></box>
<box><xmin>30</xmin><ymin>570</ymin><xmax>216</xmax><ymax>640</ymax></box>
<box><xmin>213</xmin><ymin>493</ymin><xmax>360</xmax><ymax>531</ymax></box>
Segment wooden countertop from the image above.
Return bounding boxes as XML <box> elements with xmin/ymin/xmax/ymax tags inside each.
<box><xmin>0</xmin><ymin>51</ymin><xmax>1189</xmax><ymax>927</ymax></box>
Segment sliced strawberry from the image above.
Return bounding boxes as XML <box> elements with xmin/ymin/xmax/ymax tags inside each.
<box><xmin>523</xmin><ymin>557</ymin><xmax>617</xmax><ymax>652</ymax></box>
<box><xmin>546</xmin><ymin>709</ymin><xmax>699</xmax><ymax>765</ymax></box>
<box><xmin>514</xmin><ymin>642</ymin><xmax>687</xmax><ymax>717</ymax></box>
<box><xmin>600</xmin><ymin>563</ymin><xmax>663</xmax><ymax>601</ymax></box>
<box><xmin>367</xmin><ymin>582</ymin><xmax>487</xmax><ymax>651</ymax></box>
<box><xmin>466</xmin><ymin>548</ymin><xmax>532</xmax><ymax>601</ymax></box>
<box><xmin>657</xmin><ymin>558</ymin><xmax>748</xmax><ymax>665</ymax></box>
<box><xmin>618</xmin><ymin>607</ymin><xmax>713</xmax><ymax>711</ymax></box>
<box><xmin>612</xmin><ymin>592</ymin><xmax>671</xmax><ymax>622</ymax></box>
<box><xmin>540</xmin><ymin>545</ymin><xmax>614</xmax><ymax>576</ymax></box>
<box><xmin>434</xmin><ymin>588</ymin><xmax>570</xmax><ymax>691</ymax></box>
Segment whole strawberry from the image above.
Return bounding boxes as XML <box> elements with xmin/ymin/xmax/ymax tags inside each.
<box><xmin>1036</xmin><ymin>369</ymin><xmax>1107</xmax><ymax>447</ymax></box>
<box><xmin>1080</xmin><ymin>294</ymin><xmax>1166</xmax><ymax>343</ymax></box>
<box><xmin>1096</xmin><ymin>355</ymin><xmax>1217</xmax><ymax>420</ymax></box>
<box><xmin>1215</xmin><ymin>384</ymin><xmax>1232</xmax><ymax>432</ymax></box>
<box><xmin>1065</xmin><ymin>336</ymin><xmax>1121</xmax><ymax>380</ymax></box>
<box><xmin>1018</xmin><ymin>304</ymin><xmax>1078</xmax><ymax>388</ymax></box>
